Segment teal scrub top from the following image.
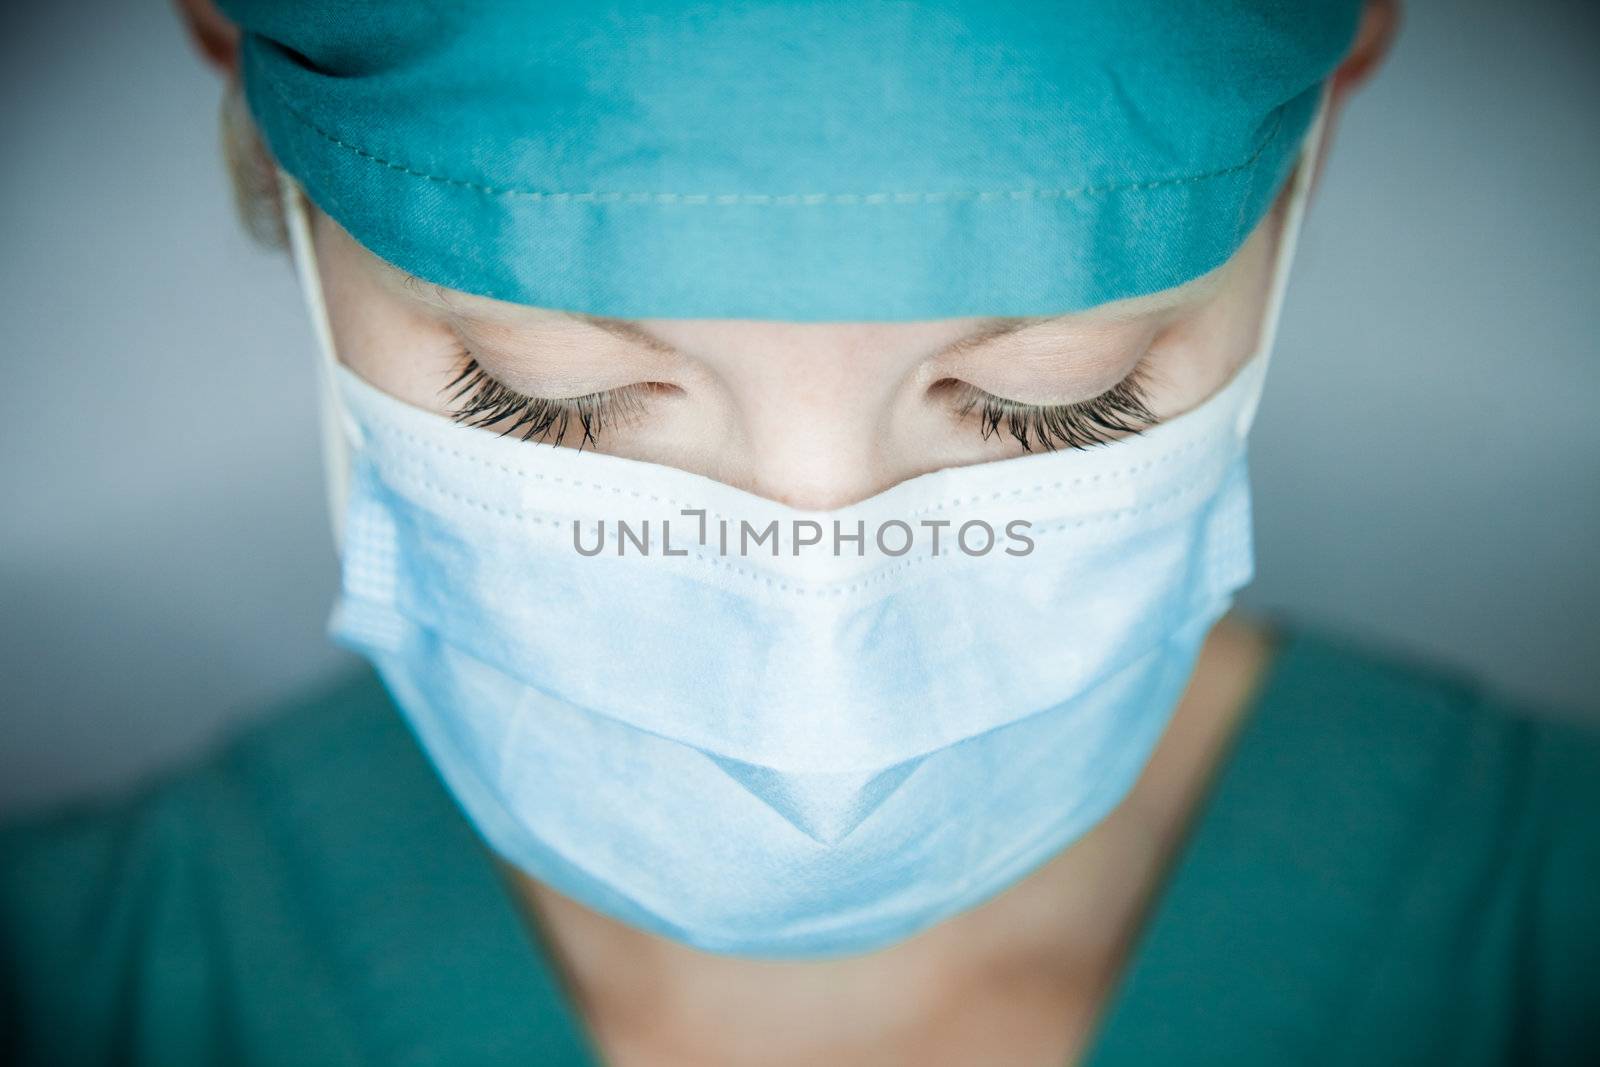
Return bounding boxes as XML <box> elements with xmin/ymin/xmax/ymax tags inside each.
<box><xmin>3</xmin><ymin>621</ymin><xmax>1598</xmax><ymax>1065</ymax></box>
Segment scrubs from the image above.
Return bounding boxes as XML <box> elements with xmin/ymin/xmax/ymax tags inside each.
<box><xmin>3</xmin><ymin>621</ymin><xmax>1597</xmax><ymax>1065</ymax></box>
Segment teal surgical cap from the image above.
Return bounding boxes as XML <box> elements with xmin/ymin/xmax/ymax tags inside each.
<box><xmin>222</xmin><ymin>1</ymin><xmax>1361</xmax><ymax>322</ymax></box>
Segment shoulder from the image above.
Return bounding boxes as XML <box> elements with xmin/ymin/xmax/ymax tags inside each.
<box><xmin>0</xmin><ymin>665</ymin><xmax>399</xmax><ymax>1066</ymax></box>
<box><xmin>1244</xmin><ymin>620</ymin><xmax>1600</xmax><ymax>1064</ymax></box>
<box><xmin>0</xmin><ymin>663</ymin><xmax>400</xmax><ymax>916</ymax></box>
<box><xmin>1257</xmin><ymin>619</ymin><xmax>1600</xmax><ymax>817</ymax></box>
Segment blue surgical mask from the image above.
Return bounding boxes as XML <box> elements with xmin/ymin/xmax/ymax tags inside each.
<box><xmin>281</xmin><ymin>102</ymin><xmax>1323</xmax><ymax>960</ymax></box>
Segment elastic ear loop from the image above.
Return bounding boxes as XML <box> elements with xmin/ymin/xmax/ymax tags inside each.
<box><xmin>279</xmin><ymin>173</ymin><xmax>358</xmax><ymax>552</ymax></box>
<box><xmin>1232</xmin><ymin>82</ymin><xmax>1333</xmax><ymax>440</ymax></box>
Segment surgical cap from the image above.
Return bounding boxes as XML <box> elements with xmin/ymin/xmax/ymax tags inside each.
<box><xmin>221</xmin><ymin>1</ymin><xmax>1361</xmax><ymax>322</ymax></box>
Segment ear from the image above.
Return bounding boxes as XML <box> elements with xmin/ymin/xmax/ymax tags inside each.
<box><xmin>174</xmin><ymin>0</ymin><xmax>241</xmax><ymax>75</ymax></box>
<box><xmin>1300</xmin><ymin>1</ymin><xmax>1400</xmax><ymax>195</ymax></box>
<box><xmin>1331</xmin><ymin>0</ymin><xmax>1401</xmax><ymax>103</ymax></box>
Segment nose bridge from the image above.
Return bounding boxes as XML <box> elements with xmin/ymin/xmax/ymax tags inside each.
<box><xmin>741</xmin><ymin>408</ymin><xmax>911</xmax><ymax>510</ymax></box>
<box><xmin>745</xmin><ymin>435</ymin><xmax>889</xmax><ymax>511</ymax></box>
<box><xmin>732</xmin><ymin>352</ymin><xmax>903</xmax><ymax>511</ymax></box>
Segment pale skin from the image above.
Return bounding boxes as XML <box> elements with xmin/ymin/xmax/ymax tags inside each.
<box><xmin>180</xmin><ymin>3</ymin><xmax>1397</xmax><ymax>1063</ymax></box>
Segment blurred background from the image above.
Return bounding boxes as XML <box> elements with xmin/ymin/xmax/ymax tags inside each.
<box><xmin>1</xmin><ymin>0</ymin><xmax>1596</xmax><ymax>815</ymax></box>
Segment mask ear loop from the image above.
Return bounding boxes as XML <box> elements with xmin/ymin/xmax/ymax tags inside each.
<box><xmin>1232</xmin><ymin>81</ymin><xmax>1333</xmax><ymax>440</ymax></box>
<box><xmin>279</xmin><ymin>172</ymin><xmax>359</xmax><ymax>552</ymax></box>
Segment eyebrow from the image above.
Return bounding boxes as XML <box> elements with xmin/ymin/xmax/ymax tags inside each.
<box><xmin>584</xmin><ymin>311</ymin><xmax>1071</xmax><ymax>359</ymax></box>
<box><xmin>388</xmin><ymin>262</ymin><xmax>1211</xmax><ymax>358</ymax></box>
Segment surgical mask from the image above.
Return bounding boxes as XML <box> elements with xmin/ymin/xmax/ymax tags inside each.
<box><xmin>281</xmin><ymin>98</ymin><xmax>1325</xmax><ymax>959</ymax></box>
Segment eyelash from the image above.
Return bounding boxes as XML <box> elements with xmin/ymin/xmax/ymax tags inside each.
<box><xmin>945</xmin><ymin>359</ymin><xmax>1159</xmax><ymax>452</ymax></box>
<box><xmin>442</xmin><ymin>350</ymin><xmax>1159</xmax><ymax>453</ymax></box>
<box><xmin>443</xmin><ymin>352</ymin><xmax>646</xmax><ymax>450</ymax></box>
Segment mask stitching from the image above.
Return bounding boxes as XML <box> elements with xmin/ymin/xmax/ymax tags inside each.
<box><xmin>353</xmin><ymin>417</ymin><xmax>1221</xmax><ymax>525</ymax></box>
<box><xmin>375</xmin><ymin>459</ymin><xmax>1221</xmax><ymax>598</ymax></box>
<box><xmin>254</xmin><ymin>58</ymin><xmax>1286</xmax><ymax>205</ymax></box>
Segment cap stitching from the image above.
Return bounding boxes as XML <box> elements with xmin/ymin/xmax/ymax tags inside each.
<box><xmin>253</xmin><ymin>53</ymin><xmax>1287</xmax><ymax>205</ymax></box>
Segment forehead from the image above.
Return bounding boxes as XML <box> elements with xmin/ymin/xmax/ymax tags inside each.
<box><xmin>339</xmin><ymin>217</ymin><xmax>1232</xmax><ymax>359</ymax></box>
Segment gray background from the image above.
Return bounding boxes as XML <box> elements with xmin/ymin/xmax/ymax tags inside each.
<box><xmin>2</xmin><ymin>0</ymin><xmax>1596</xmax><ymax>815</ymax></box>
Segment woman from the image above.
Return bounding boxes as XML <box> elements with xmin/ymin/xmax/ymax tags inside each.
<box><xmin>4</xmin><ymin>1</ymin><xmax>1596</xmax><ymax>1064</ymax></box>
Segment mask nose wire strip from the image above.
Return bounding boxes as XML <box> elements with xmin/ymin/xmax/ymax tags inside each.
<box><xmin>1233</xmin><ymin>83</ymin><xmax>1331</xmax><ymax>440</ymax></box>
<box><xmin>281</xmin><ymin>174</ymin><xmax>356</xmax><ymax>551</ymax></box>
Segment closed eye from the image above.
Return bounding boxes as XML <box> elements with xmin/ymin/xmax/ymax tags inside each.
<box><xmin>935</xmin><ymin>358</ymin><xmax>1159</xmax><ymax>452</ymax></box>
<box><xmin>442</xmin><ymin>350</ymin><xmax>673</xmax><ymax>451</ymax></box>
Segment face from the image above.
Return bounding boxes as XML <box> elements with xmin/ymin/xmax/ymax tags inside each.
<box><xmin>310</xmin><ymin>185</ymin><xmax>1290</xmax><ymax>511</ymax></box>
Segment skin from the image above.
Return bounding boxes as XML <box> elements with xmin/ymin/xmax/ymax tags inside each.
<box><xmin>180</xmin><ymin>2</ymin><xmax>1397</xmax><ymax>1063</ymax></box>
<box><xmin>309</xmin><ymin>192</ymin><xmax>1279</xmax><ymax>505</ymax></box>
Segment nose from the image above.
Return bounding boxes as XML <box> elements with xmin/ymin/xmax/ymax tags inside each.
<box><xmin>738</xmin><ymin>423</ymin><xmax>893</xmax><ymax>511</ymax></box>
<box><xmin>726</xmin><ymin>365</ymin><xmax>923</xmax><ymax>508</ymax></box>
<box><xmin>666</xmin><ymin>319</ymin><xmax>952</xmax><ymax>509</ymax></box>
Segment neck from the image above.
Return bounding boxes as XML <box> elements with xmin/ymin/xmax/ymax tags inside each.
<box><xmin>500</xmin><ymin>611</ymin><xmax>1276</xmax><ymax>1057</ymax></box>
